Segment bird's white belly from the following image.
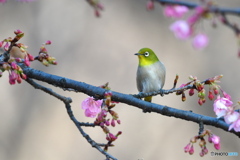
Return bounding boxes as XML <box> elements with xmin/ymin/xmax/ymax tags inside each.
<box><xmin>141</xmin><ymin>70</ymin><xmax>162</xmax><ymax>93</ymax></box>
<box><xmin>137</xmin><ymin>61</ymin><xmax>165</xmax><ymax>93</ymax></box>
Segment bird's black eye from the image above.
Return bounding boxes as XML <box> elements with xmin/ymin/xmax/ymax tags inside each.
<box><xmin>144</xmin><ymin>52</ymin><xmax>150</xmax><ymax>57</ymax></box>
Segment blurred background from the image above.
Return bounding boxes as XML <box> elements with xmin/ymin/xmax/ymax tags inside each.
<box><xmin>0</xmin><ymin>0</ymin><xmax>240</xmax><ymax>159</ymax></box>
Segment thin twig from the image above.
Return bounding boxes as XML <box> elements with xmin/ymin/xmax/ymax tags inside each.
<box><xmin>78</xmin><ymin>122</ymin><xmax>97</xmax><ymax>127</ymax></box>
<box><xmin>132</xmin><ymin>83</ymin><xmax>194</xmax><ymax>99</ymax></box>
<box><xmin>220</xmin><ymin>13</ymin><xmax>240</xmax><ymax>35</ymax></box>
<box><xmin>65</xmin><ymin>102</ymin><xmax>117</xmax><ymax>160</ymax></box>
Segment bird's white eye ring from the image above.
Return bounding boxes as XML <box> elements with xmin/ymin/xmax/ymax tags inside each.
<box><xmin>144</xmin><ymin>52</ymin><xmax>149</xmax><ymax>57</ymax></box>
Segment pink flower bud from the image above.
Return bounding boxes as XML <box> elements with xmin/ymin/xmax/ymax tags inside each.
<box><xmin>21</xmin><ymin>73</ymin><xmax>27</xmax><ymax>80</ymax></box>
<box><xmin>100</xmin><ymin>122</ymin><xmax>104</xmax><ymax>127</ymax></box>
<box><xmin>17</xmin><ymin>75</ymin><xmax>22</xmax><ymax>83</ymax></box>
<box><xmin>199</xmin><ymin>151</ymin><xmax>204</xmax><ymax>157</ymax></box>
<box><xmin>189</xmin><ymin>88</ymin><xmax>195</xmax><ymax>96</ymax></box>
<box><xmin>196</xmin><ymin>83</ymin><xmax>204</xmax><ymax>91</ymax></box>
<box><xmin>117</xmin><ymin>119</ymin><xmax>121</xmax><ymax>124</ymax></box>
<box><xmin>208</xmin><ymin>91</ymin><xmax>214</xmax><ymax>100</ymax></box>
<box><xmin>146</xmin><ymin>0</ymin><xmax>154</xmax><ymax>10</ymax></box>
<box><xmin>9</xmin><ymin>71</ymin><xmax>18</xmax><ymax>85</ymax></box>
<box><xmin>108</xmin><ymin>133</ymin><xmax>117</xmax><ymax>141</ymax></box>
<box><xmin>15</xmin><ymin>58</ymin><xmax>22</xmax><ymax>62</ymax></box>
<box><xmin>184</xmin><ymin>143</ymin><xmax>191</xmax><ymax>153</ymax></box>
<box><xmin>214</xmin><ymin>143</ymin><xmax>220</xmax><ymax>150</ymax></box>
<box><xmin>198</xmin><ymin>99</ymin><xmax>203</xmax><ymax>106</ymax></box>
<box><xmin>203</xmin><ymin>147</ymin><xmax>208</xmax><ymax>154</ymax></box>
<box><xmin>105</xmin><ymin>120</ymin><xmax>110</xmax><ymax>126</ymax></box>
<box><xmin>14</xmin><ymin>29</ymin><xmax>23</xmax><ymax>35</ymax></box>
<box><xmin>27</xmin><ymin>53</ymin><xmax>35</xmax><ymax>61</ymax></box>
<box><xmin>4</xmin><ymin>42</ymin><xmax>9</xmax><ymax>51</ymax></box>
<box><xmin>213</xmin><ymin>88</ymin><xmax>219</xmax><ymax>95</ymax></box>
<box><xmin>116</xmin><ymin>131</ymin><xmax>122</xmax><ymax>136</ymax></box>
<box><xmin>11</xmin><ymin>62</ymin><xmax>18</xmax><ymax>70</ymax></box>
<box><xmin>23</xmin><ymin>55</ymin><xmax>30</xmax><ymax>66</ymax></box>
<box><xmin>95</xmin><ymin>9</ymin><xmax>100</xmax><ymax>17</ymax></box>
<box><xmin>111</xmin><ymin>119</ymin><xmax>115</xmax><ymax>127</ymax></box>
<box><xmin>189</xmin><ymin>145</ymin><xmax>194</xmax><ymax>155</ymax></box>
<box><xmin>45</xmin><ymin>40</ymin><xmax>52</xmax><ymax>45</ymax></box>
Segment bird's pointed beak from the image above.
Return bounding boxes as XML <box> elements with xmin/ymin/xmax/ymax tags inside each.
<box><xmin>134</xmin><ymin>53</ymin><xmax>141</xmax><ymax>56</ymax></box>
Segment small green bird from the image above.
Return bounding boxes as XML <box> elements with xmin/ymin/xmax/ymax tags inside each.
<box><xmin>135</xmin><ymin>48</ymin><xmax>166</xmax><ymax>102</ymax></box>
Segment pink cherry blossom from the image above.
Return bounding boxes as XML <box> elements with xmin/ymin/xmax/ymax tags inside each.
<box><xmin>222</xmin><ymin>91</ymin><xmax>231</xmax><ymax>100</ymax></box>
<box><xmin>229</xmin><ymin>117</ymin><xmax>240</xmax><ymax>132</ymax></box>
<box><xmin>170</xmin><ymin>20</ymin><xmax>192</xmax><ymax>39</ymax></box>
<box><xmin>211</xmin><ymin>135</ymin><xmax>220</xmax><ymax>144</ymax></box>
<box><xmin>0</xmin><ymin>0</ymin><xmax>6</xmax><ymax>3</ymax></box>
<box><xmin>192</xmin><ymin>34</ymin><xmax>209</xmax><ymax>49</ymax></box>
<box><xmin>213</xmin><ymin>96</ymin><xmax>233</xmax><ymax>118</ymax></box>
<box><xmin>209</xmin><ymin>134</ymin><xmax>221</xmax><ymax>150</ymax></box>
<box><xmin>164</xmin><ymin>5</ymin><xmax>189</xmax><ymax>18</ymax></box>
<box><xmin>81</xmin><ymin>96</ymin><xmax>103</xmax><ymax>118</ymax></box>
<box><xmin>224</xmin><ymin>111</ymin><xmax>239</xmax><ymax>124</ymax></box>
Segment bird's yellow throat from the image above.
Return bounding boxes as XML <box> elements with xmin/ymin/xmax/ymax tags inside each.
<box><xmin>138</xmin><ymin>55</ymin><xmax>159</xmax><ymax>67</ymax></box>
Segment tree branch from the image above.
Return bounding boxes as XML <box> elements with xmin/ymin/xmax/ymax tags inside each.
<box><xmin>155</xmin><ymin>0</ymin><xmax>240</xmax><ymax>36</ymax></box>
<box><xmin>155</xmin><ymin>0</ymin><xmax>240</xmax><ymax>16</ymax></box>
<box><xmin>22</xmin><ymin>66</ymin><xmax>240</xmax><ymax>138</ymax></box>
<box><xmin>25</xmin><ymin>78</ymin><xmax>117</xmax><ymax>160</ymax></box>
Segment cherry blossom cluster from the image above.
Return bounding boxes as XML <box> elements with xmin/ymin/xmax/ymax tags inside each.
<box><xmin>36</xmin><ymin>41</ymin><xmax>57</xmax><ymax>66</ymax></box>
<box><xmin>177</xmin><ymin>75</ymin><xmax>223</xmax><ymax>105</ymax></box>
<box><xmin>1</xmin><ymin>58</ymin><xmax>27</xmax><ymax>85</ymax></box>
<box><xmin>177</xmin><ymin>74</ymin><xmax>240</xmax><ymax>132</ymax></box>
<box><xmin>147</xmin><ymin>0</ymin><xmax>212</xmax><ymax>49</ymax></box>
<box><xmin>184</xmin><ymin>130</ymin><xmax>220</xmax><ymax>157</ymax></box>
<box><xmin>0</xmin><ymin>0</ymin><xmax>36</xmax><ymax>3</ymax></box>
<box><xmin>213</xmin><ymin>93</ymin><xmax>240</xmax><ymax>132</ymax></box>
<box><xmin>86</xmin><ymin>0</ymin><xmax>104</xmax><ymax>17</ymax></box>
<box><xmin>81</xmin><ymin>83</ymin><xmax>121</xmax><ymax>151</ymax></box>
<box><xmin>0</xmin><ymin>30</ymin><xmax>57</xmax><ymax>85</ymax></box>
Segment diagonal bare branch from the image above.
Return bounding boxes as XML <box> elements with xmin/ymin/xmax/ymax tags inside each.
<box><xmin>22</xmin><ymin>66</ymin><xmax>240</xmax><ymax>138</ymax></box>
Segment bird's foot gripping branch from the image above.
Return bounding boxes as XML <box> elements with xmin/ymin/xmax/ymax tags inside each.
<box><xmin>0</xmin><ymin>31</ymin><xmax>240</xmax><ymax>160</ymax></box>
